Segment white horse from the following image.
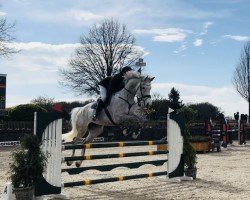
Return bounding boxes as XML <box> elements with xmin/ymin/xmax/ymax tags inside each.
<box><xmin>63</xmin><ymin>72</ymin><xmax>154</xmax><ymax>167</ymax></box>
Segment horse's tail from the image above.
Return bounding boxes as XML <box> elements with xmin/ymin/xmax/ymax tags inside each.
<box><xmin>62</xmin><ymin>107</ymin><xmax>80</xmax><ymax>142</ymax></box>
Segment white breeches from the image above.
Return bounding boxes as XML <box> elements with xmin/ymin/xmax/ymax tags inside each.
<box><xmin>99</xmin><ymin>85</ymin><xmax>107</xmax><ymax>102</ymax></box>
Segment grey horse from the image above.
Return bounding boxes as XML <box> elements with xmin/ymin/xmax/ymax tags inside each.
<box><xmin>63</xmin><ymin>72</ymin><xmax>154</xmax><ymax>167</ymax></box>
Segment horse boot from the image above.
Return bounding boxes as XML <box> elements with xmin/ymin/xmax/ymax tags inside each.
<box><xmin>93</xmin><ymin>98</ymin><xmax>104</xmax><ymax>121</ymax></box>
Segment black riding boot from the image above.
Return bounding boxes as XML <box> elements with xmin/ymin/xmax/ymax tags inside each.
<box><xmin>93</xmin><ymin>98</ymin><xmax>104</xmax><ymax>121</ymax></box>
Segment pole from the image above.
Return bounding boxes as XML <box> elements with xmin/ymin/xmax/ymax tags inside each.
<box><xmin>136</xmin><ymin>58</ymin><xmax>146</xmax><ymax>73</ymax></box>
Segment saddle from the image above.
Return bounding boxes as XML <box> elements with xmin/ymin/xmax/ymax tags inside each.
<box><xmin>91</xmin><ymin>95</ymin><xmax>112</xmax><ymax>110</ymax></box>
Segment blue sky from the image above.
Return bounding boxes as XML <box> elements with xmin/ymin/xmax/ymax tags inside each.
<box><xmin>0</xmin><ymin>0</ymin><xmax>250</xmax><ymax>116</ymax></box>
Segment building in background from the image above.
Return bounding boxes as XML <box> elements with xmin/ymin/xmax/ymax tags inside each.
<box><xmin>0</xmin><ymin>74</ymin><xmax>7</xmax><ymax>119</ymax></box>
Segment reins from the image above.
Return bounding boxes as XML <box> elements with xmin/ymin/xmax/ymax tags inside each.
<box><xmin>119</xmin><ymin>86</ymin><xmax>138</xmax><ymax>114</ymax></box>
<box><xmin>119</xmin><ymin>80</ymin><xmax>150</xmax><ymax>113</ymax></box>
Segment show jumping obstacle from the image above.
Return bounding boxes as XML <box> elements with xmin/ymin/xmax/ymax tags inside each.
<box><xmin>188</xmin><ymin>115</ymin><xmax>248</xmax><ymax>151</ymax></box>
<box><xmin>33</xmin><ymin>110</ymin><xmax>189</xmax><ymax>197</ymax></box>
<box><xmin>158</xmin><ymin>116</ymin><xmax>249</xmax><ymax>153</ymax></box>
<box><xmin>208</xmin><ymin>117</ymin><xmax>247</xmax><ymax>146</ymax></box>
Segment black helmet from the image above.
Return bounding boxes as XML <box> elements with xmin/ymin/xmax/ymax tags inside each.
<box><xmin>121</xmin><ymin>66</ymin><xmax>132</xmax><ymax>74</ymax></box>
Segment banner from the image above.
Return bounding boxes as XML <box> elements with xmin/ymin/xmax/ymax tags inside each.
<box><xmin>0</xmin><ymin>74</ymin><xmax>6</xmax><ymax>111</ymax></box>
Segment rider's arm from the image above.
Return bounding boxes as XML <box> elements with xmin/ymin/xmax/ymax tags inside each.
<box><xmin>106</xmin><ymin>74</ymin><xmax>123</xmax><ymax>104</ymax></box>
<box><xmin>108</xmin><ymin>74</ymin><xmax>123</xmax><ymax>93</ymax></box>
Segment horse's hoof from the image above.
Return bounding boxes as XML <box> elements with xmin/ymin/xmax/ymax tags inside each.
<box><xmin>66</xmin><ymin>161</ymin><xmax>72</xmax><ymax>166</ymax></box>
<box><xmin>76</xmin><ymin>162</ymin><xmax>81</xmax><ymax>168</ymax></box>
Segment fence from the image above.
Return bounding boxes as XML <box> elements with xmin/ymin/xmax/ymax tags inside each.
<box><xmin>0</xmin><ymin>121</ymin><xmax>33</xmax><ymax>132</ymax></box>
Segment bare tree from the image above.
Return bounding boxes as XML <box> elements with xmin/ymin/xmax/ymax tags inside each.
<box><xmin>0</xmin><ymin>18</ymin><xmax>17</xmax><ymax>57</ymax></box>
<box><xmin>60</xmin><ymin>18</ymin><xmax>143</xmax><ymax>96</ymax></box>
<box><xmin>232</xmin><ymin>41</ymin><xmax>250</xmax><ymax>117</ymax></box>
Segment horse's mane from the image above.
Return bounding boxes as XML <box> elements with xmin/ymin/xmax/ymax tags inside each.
<box><xmin>123</xmin><ymin>71</ymin><xmax>141</xmax><ymax>84</ymax></box>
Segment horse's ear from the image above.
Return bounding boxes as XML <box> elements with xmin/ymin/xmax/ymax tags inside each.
<box><xmin>150</xmin><ymin>77</ymin><xmax>155</xmax><ymax>82</ymax></box>
<box><xmin>144</xmin><ymin>76</ymin><xmax>148</xmax><ymax>81</ymax></box>
<box><xmin>137</xmin><ymin>68</ymin><xmax>142</xmax><ymax>73</ymax></box>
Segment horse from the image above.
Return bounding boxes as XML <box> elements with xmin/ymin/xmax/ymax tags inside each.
<box><xmin>62</xmin><ymin>72</ymin><xmax>154</xmax><ymax>167</ymax></box>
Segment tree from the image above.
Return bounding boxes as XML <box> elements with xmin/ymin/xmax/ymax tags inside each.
<box><xmin>188</xmin><ymin>102</ymin><xmax>221</xmax><ymax>121</ymax></box>
<box><xmin>30</xmin><ymin>95</ymin><xmax>55</xmax><ymax>112</ymax></box>
<box><xmin>168</xmin><ymin>87</ymin><xmax>184</xmax><ymax>111</ymax></box>
<box><xmin>232</xmin><ymin>41</ymin><xmax>250</xmax><ymax>117</ymax></box>
<box><xmin>60</xmin><ymin>18</ymin><xmax>143</xmax><ymax>96</ymax></box>
<box><xmin>148</xmin><ymin>93</ymin><xmax>169</xmax><ymax>120</ymax></box>
<box><xmin>0</xmin><ymin>17</ymin><xmax>18</xmax><ymax>57</ymax></box>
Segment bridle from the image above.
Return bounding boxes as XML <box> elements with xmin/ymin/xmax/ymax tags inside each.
<box><xmin>137</xmin><ymin>83</ymin><xmax>151</xmax><ymax>107</ymax></box>
<box><xmin>119</xmin><ymin>80</ymin><xmax>151</xmax><ymax>113</ymax></box>
<box><xmin>119</xmin><ymin>86</ymin><xmax>137</xmax><ymax>113</ymax></box>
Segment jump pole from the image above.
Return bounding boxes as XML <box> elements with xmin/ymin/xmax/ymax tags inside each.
<box><xmin>33</xmin><ymin>109</ymin><xmax>190</xmax><ymax>197</ymax></box>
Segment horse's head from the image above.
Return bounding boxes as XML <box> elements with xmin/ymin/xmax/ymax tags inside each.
<box><xmin>137</xmin><ymin>75</ymin><xmax>155</xmax><ymax>107</ymax></box>
<box><xmin>123</xmin><ymin>71</ymin><xmax>141</xmax><ymax>92</ymax></box>
<box><xmin>123</xmin><ymin>72</ymin><xmax>154</xmax><ymax>108</ymax></box>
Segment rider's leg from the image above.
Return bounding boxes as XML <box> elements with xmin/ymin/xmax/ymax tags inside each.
<box><xmin>99</xmin><ymin>85</ymin><xmax>107</xmax><ymax>102</ymax></box>
<box><xmin>93</xmin><ymin>86</ymin><xmax>107</xmax><ymax>121</ymax></box>
<box><xmin>93</xmin><ymin>98</ymin><xmax>105</xmax><ymax>121</ymax></box>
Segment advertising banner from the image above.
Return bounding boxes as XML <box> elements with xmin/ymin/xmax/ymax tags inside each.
<box><xmin>0</xmin><ymin>74</ymin><xmax>7</xmax><ymax>112</ymax></box>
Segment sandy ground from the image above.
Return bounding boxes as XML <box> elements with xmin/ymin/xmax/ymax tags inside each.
<box><xmin>1</xmin><ymin>141</ymin><xmax>250</xmax><ymax>200</ymax></box>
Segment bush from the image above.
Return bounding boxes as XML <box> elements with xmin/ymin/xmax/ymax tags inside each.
<box><xmin>177</xmin><ymin>106</ymin><xmax>197</xmax><ymax>123</ymax></box>
<box><xmin>184</xmin><ymin>142</ymin><xmax>197</xmax><ymax>169</ymax></box>
<box><xmin>9</xmin><ymin>134</ymin><xmax>47</xmax><ymax>188</ymax></box>
<box><xmin>183</xmin><ymin>124</ymin><xmax>197</xmax><ymax>169</ymax></box>
<box><xmin>8</xmin><ymin>104</ymin><xmax>47</xmax><ymax>121</ymax></box>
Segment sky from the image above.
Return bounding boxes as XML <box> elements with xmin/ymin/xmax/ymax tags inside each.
<box><xmin>0</xmin><ymin>0</ymin><xmax>250</xmax><ymax>117</ymax></box>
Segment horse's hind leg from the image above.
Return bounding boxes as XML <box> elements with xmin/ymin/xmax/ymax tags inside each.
<box><xmin>75</xmin><ymin>124</ymin><xmax>104</xmax><ymax>167</ymax></box>
<box><xmin>66</xmin><ymin>137</ymin><xmax>85</xmax><ymax>166</ymax></box>
<box><xmin>66</xmin><ymin>125</ymin><xmax>88</xmax><ymax>167</ymax></box>
<box><xmin>66</xmin><ymin>148</ymin><xmax>75</xmax><ymax>166</ymax></box>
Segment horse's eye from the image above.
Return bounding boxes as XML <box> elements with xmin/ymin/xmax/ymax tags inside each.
<box><xmin>142</xmin><ymin>87</ymin><xmax>145</xmax><ymax>89</ymax></box>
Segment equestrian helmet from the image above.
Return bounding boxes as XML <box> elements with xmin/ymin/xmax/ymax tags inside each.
<box><xmin>121</xmin><ymin>66</ymin><xmax>132</xmax><ymax>73</ymax></box>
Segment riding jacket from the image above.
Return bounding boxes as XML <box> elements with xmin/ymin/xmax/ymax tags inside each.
<box><xmin>98</xmin><ymin>72</ymin><xmax>125</xmax><ymax>104</ymax></box>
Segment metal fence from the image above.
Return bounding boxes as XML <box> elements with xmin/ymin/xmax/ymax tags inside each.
<box><xmin>0</xmin><ymin>121</ymin><xmax>33</xmax><ymax>132</ymax></box>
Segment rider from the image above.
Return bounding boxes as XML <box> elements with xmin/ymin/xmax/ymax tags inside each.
<box><xmin>92</xmin><ymin>66</ymin><xmax>133</xmax><ymax>121</ymax></box>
